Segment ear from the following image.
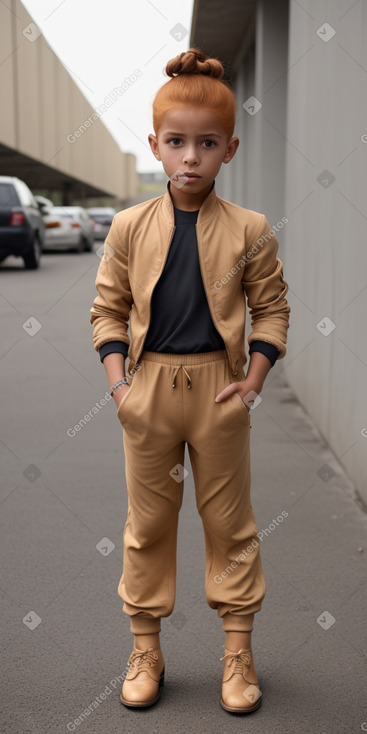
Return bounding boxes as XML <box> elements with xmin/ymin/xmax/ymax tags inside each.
<box><xmin>223</xmin><ymin>136</ymin><xmax>239</xmax><ymax>164</ymax></box>
<box><xmin>148</xmin><ymin>133</ymin><xmax>161</xmax><ymax>161</ymax></box>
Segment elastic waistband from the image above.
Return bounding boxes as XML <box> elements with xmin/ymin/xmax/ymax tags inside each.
<box><xmin>141</xmin><ymin>350</ymin><xmax>227</xmax><ymax>366</ymax></box>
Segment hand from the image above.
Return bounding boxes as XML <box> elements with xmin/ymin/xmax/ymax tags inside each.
<box><xmin>215</xmin><ymin>379</ymin><xmax>261</xmax><ymax>410</ymax></box>
<box><xmin>113</xmin><ymin>384</ymin><xmax>130</xmax><ymax>409</ymax></box>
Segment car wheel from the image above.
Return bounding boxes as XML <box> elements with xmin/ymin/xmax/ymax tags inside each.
<box><xmin>23</xmin><ymin>236</ymin><xmax>42</xmax><ymax>269</ymax></box>
<box><xmin>83</xmin><ymin>237</ymin><xmax>93</xmax><ymax>252</ymax></box>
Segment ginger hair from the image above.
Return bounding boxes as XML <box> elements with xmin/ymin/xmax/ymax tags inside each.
<box><xmin>152</xmin><ymin>48</ymin><xmax>236</xmax><ymax>139</ymax></box>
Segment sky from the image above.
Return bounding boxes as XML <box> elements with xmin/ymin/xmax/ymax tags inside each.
<box><xmin>21</xmin><ymin>0</ymin><xmax>194</xmax><ymax>172</ymax></box>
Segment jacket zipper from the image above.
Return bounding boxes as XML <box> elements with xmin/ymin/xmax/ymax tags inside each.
<box><xmin>129</xmin><ymin>225</ymin><xmax>176</xmax><ymax>374</ymax></box>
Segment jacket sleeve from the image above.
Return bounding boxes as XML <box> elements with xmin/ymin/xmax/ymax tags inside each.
<box><xmin>90</xmin><ymin>216</ymin><xmax>132</xmax><ymax>353</ymax></box>
<box><xmin>242</xmin><ymin>215</ymin><xmax>290</xmax><ymax>359</ymax></box>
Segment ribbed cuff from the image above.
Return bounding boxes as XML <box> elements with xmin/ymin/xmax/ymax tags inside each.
<box><xmin>248</xmin><ymin>340</ymin><xmax>280</xmax><ymax>367</ymax></box>
<box><xmin>129</xmin><ymin>616</ymin><xmax>162</xmax><ymax>635</ymax></box>
<box><xmin>99</xmin><ymin>340</ymin><xmax>129</xmax><ymax>363</ymax></box>
<box><xmin>222</xmin><ymin>613</ymin><xmax>254</xmax><ymax>632</ymax></box>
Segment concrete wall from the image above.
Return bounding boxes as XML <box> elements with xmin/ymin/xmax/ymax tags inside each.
<box><xmin>216</xmin><ymin>0</ymin><xmax>367</xmax><ymax>503</ymax></box>
<box><xmin>217</xmin><ymin>0</ymin><xmax>288</xmax><ymax>225</ymax></box>
<box><xmin>0</xmin><ymin>0</ymin><xmax>16</xmax><ymax>149</ymax></box>
<box><xmin>0</xmin><ymin>0</ymin><xmax>136</xmax><ymax>201</ymax></box>
<box><xmin>283</xmin><ymin>0</ymin><xmax>367</xmax><ymax>503</ymax></box>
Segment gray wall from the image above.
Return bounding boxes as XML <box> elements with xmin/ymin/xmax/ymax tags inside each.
<box><xmin>283</xmin><ymin>0</ymin><xmax>367</xmax><ymax>503</ymax></box>
<box><xmin>217</xmin><ymin>0</ymin><xmax>367</xmax><ymax>503</ymax></box>
<box><xmin>218</xmin><ymin>0</ymin><xmax>288</xmax><ymax>226</ymax></box>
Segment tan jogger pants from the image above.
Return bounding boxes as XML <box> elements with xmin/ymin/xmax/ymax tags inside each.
<box><xmin>117</xmin><ymin>350</ymin><xmax>266</xmax><ymax>635</ymax></box>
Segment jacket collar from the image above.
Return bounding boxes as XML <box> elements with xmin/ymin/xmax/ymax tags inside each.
<box><xmin>161</xmin><ymin>181</ymin><xmax>218</xmax><ymax>224</ymax></box>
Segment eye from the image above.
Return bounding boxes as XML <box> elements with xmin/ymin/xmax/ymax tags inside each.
<box><xmin>168</xmin><ymin>138</ymin><xmax>182</xmax><ymax>146</ymax></box>
<box><xmin>202</xmin><ymin>139</ymin><xmax>216</xmax><ymax>148</ymax></box>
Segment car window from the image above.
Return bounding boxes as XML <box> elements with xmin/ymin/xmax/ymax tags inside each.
<box><xmin>0</xmin><ymin>183</ymin><xmax>20</xmax><ymax>207</ymax></box>
<box><xmin>89</xmin><ymin>212</ymin><xmax>114</xmax><ymax>222</ymax></box>
<box><xmin>15</xmin><ymin>179</ymin><xmax>38</xmax><ymax>207</ymax></box>
<box><xmin>52</xmin><ymin>208</ymin><xmax>73</xmax><ymax>217</ymax></box>
<box><xmin>88</xmin><ymin>209</ymin><xmax>115</xmax><ymax>217</ymax></box>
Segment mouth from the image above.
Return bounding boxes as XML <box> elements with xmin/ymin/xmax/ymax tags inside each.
<box><xmin>170</xmin><ymin>170</ymin><xmax>202</xmax><ymax>189</ymax></box>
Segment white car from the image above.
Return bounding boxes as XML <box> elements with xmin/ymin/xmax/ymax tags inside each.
<box><xmin>87</xmin><ymin>207</ymin><xmax>116</xmax><ymax>240</ymax></box>
<box><xmin>44</xmin><ymin>206</ymin><xmax>94</xmax><ymax>252</ymax></box>
<box><xmin>35</xmin><ymin>195</ymin><xmax>54</xmax><ymax>216</ymax></box>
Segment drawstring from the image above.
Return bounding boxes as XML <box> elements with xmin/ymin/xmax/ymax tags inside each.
<box><xmin>171</xmin><ymin>366</ymin><xmax>180</xmax><ymax>388</ymax></box>
<box><xmin>171</xmin><ymin>365</ymin><xmax>192</xmax><ymax>389</ymax></box>
<box><xmin>182</xmin><ymin>366</ymin><xmax>191</xmax><ymax>389</ymax></box>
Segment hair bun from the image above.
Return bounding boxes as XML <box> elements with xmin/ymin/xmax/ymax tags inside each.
<box><xmin>165</xmin><ymin>48</ymin><xmax>224</xmax><ymax>80</ymax></box>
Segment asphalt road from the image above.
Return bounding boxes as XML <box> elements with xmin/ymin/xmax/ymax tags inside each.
<box><xmin>1</xmin><ymin>246</ymin><xmax>366</xmax><ymax>734</ymax></box>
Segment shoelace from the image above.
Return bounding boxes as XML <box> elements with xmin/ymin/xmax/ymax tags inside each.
<box><xmin>220</xmin><ymin>650</ymin><xmax>251</xmax><ymax>675</ymax></box>
<box><xmin>128</xmin><ymin>647</ymin><xmax>159</xmax><ymax>672</ymax></box>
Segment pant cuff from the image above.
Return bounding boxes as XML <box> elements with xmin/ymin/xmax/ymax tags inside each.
<box><xmin>129</xmin><ymin>616</ymin><xmax>161</xmax><ymax>635</ymax></box>
<box><xmin>222</xmin><ymin>612</ymin><xmax>254</xmax><ymax>632</ymax></box>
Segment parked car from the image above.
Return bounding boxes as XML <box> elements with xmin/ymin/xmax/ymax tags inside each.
<box><xmin>0</xmin><ymin>176</ymin><xmax>45</xmax><ymax>269</ymax></box>
<box><xmin>43</xmin><ymin>206</ymin><xmax>94</xmax><ymax>252</ymax></box>
<box><xmin>86</xmin><ymin>207</ymin><xmax>116</xmax><ymax>240</ymax></box>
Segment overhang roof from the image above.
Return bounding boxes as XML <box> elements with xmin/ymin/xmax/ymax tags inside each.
<box><xmin>0</xmin><ymin>144</ymin><xmax>111</xmax><ymax>199</ymax></box>
<box><xmin>190</xmin><ymin>0</ymin><xmax>256</xmax><ymax>80</ymax></box>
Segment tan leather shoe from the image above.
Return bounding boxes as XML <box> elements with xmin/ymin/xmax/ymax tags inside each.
<box><xmin>220</xmin><ymin>647</ymin><xmax>262</xmax><ymax>713</ymax></box>
<box><xmin>120</xmin><ymin>647</ymin><xmax>165</xmax><ymax>708</ymax></box>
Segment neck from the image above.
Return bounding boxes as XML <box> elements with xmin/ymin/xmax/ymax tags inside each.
<box><xmin>168</xmin><ymin>181</ymin><xmax>214</xmax><ymax>211</ymax></box>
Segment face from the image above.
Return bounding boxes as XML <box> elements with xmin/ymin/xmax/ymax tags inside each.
<box><xmin>148</xmin><ymin>107</ymin><xmax>239</xmax><ymax>208</ymax></box>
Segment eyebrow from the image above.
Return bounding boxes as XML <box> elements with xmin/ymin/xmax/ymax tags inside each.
<box><xmin>164</xmin><ymin>131</ymin><xmax>222</xmax><ymax>137</ymax></box>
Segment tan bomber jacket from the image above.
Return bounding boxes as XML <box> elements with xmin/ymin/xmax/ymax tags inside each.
<box><xmin>90</xmin><ymin>185</ymin><xmax>290</xmax><ymax>377</ymax></box>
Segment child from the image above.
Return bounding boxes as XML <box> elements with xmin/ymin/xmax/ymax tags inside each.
<box><xmin>90</xmin><ymin>48</ymin><xmax>290</xmax><ymax>714</ymax></box>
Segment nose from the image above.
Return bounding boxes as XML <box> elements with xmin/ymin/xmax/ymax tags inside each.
<box><xmin>182</xmin><ymin>145</ymin><xmax>199</xmax><ymax>166</ymax></box>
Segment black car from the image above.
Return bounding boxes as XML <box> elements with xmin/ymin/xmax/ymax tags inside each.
<box><xmin>0</xmin><ymin>176</ymin><xmax>45</xmax><ymax>269</ymax></box>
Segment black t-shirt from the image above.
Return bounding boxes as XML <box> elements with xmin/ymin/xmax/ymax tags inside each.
<box><xmin>143</xmin><ymin>207</ymin><xmax>225</xmax><ymax>353</ymax></box>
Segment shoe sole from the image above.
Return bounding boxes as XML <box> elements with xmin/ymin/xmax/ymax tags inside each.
<box><xmin>220</xmin><ymin>696</ymin><xmax>262</xmax><ymax>714</ymax></box>
<box><xmin>120</xmin><ymin>667</ymin><xmax>165</xmax><ymax>708</ymax></box>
